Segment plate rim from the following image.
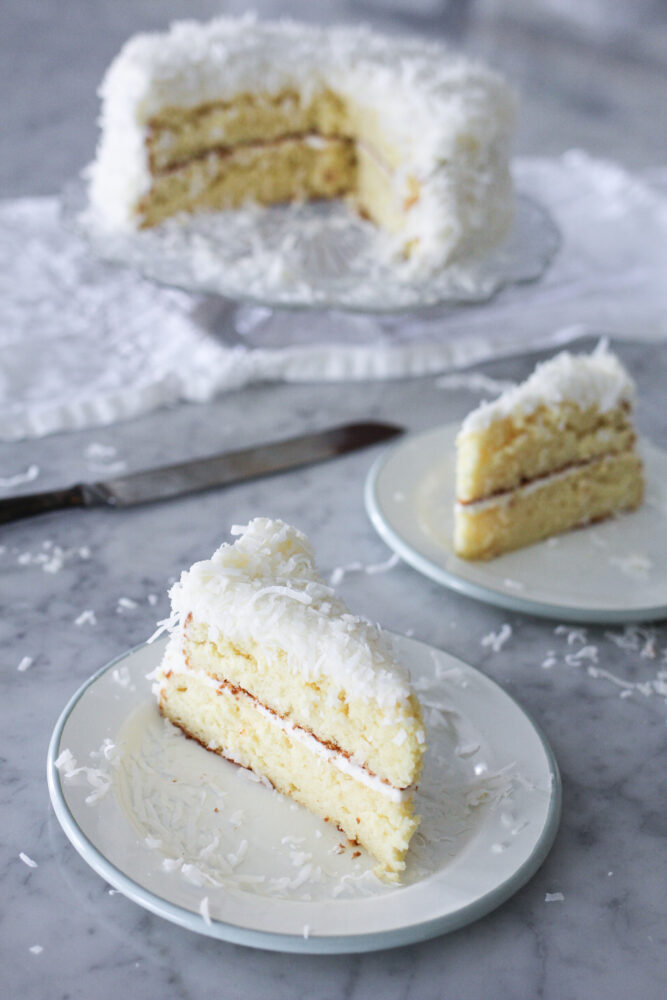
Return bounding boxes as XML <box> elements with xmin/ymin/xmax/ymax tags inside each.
<box><xmin>47</xmin><ymin>634</ymin><xmax>561</xmax><ymax>954</ymax></box>
<box><xmin>365</xmin><ymin>424</ymin><xmax>667</xmax><ymax>624</ymax></box>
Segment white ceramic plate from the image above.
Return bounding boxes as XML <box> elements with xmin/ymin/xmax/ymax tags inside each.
<box><xmin>365</xmin><ymin>423</ymin><xmax>667</xmax><ymax>623</ymax></box>
<box><xmin>47</xmin><ymin>634</ymin><xmax>560</xmax><ymax>954</ymax></box>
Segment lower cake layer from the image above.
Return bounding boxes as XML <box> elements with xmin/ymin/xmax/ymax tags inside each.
<box><xmin>454</xmin><ymin>450</ymin><xmax>644</xmax><ymax>560</ymax></box>
<box><xmin>138</xmin><ymin>135</ymin><xmax>356</xmax><ymax>227</ymax></box>
<box><xmin>158</xmin><ymin>670</ymin><xmax>419</xmax><ymax>879</ymax></box>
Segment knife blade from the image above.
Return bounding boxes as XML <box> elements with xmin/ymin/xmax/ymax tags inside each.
<box><xmin>0</xmin><ymin>421</ymin><xmax>402</xmax><ymax>525</ymax></box>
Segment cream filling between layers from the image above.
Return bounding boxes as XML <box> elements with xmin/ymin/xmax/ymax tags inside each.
<box><xmin>455</xmin><ymin>452</ymin><xmax>631</xmax><ymax>512</ymax></box>
<box><xmin>148</xmin><ymin>131</ymin><xmax>357</xmax><ymax>174</ymax></box>
<box><xmin>156</xmin><ymin>638</ymin><xmax>414</xmax><ymax>804</ymax></box>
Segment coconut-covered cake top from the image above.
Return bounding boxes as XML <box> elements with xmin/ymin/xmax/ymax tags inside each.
<box><xmin>460</xmin><ymin>344</ymin><xmax>636</xmax><ymax>435</ymax></box>
<box><xmin>162</xmin><ymin>517</ymin><xmax>415</xmax><ymax>708</ymax></box>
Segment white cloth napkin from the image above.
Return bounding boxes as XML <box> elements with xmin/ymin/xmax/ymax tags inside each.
<box><xmin>1</xmin><ymin>151</ymin><xmax>665</xmax><ymax>441</ymax></box>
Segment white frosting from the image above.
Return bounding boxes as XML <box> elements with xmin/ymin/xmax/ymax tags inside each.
<box><xmin>162</xmin><ymin>518</ymin><xmax>415</xmax><ymax>709</ymax></box>
<box><xmin>158</xmin><ymin>623</ymin><xmax>412</xmax><ymax>803</ymax></box>
<box><xmin>459</xmin><ymin>345</ymin><xmax>636</xmax><ymax>435</ymax></box>
<box><xmin>88</xmin><ymin>14</ymin><xmax>516</xmax><ymax>268</ymax></box>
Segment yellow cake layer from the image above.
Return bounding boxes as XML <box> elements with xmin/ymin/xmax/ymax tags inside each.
<box><xmin>158</xmin><ymin>671</ymin><xmax>419</xmax><ymax>879</ymax></box>
<box><xmin>140</xmin><ymin>89</ymin><xmax>420</xmax><ymax>237</ymax></box>
<box><xmin>454</xmin><ymin>450</ymin><xmax>644</xmax><ymax>560</ymax></box>
<box><xmin>456</xmin><ymin>401</ymin><xmax>636</xmax><ymax>503</ymax></box>
<box><xmin>137</xmin><ymin>136</ymin><xmax>356</xmax><ymax>227</ymax></box>
<box><xmin>146</xmin><ymin>89</ymin><xmax>403</xmax><ymax>173</ymax></box>
<box><xmin>355</xmin><ymin>143</ymin><xmax>414</xmax><ymax>236</ymax></box>
<box><xmin>184</xmin><ymin>619</ymin><xmax>425</xmax><ymax>790</ymax></box>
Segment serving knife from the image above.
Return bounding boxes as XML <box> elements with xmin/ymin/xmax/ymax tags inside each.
<box><xmin>0</xmin><ymin>421</ymin><xmax>402</xmax><ymax>525</ymax></box>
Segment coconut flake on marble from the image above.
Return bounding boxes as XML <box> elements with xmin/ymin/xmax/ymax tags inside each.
<box><xmin>117</xmin><ymin>596</ymin><xmax>139</xmax><ymax>611</ymax></box>
<box><xmin>75</xmin><ymin>609</ymin><xmax>97</xmax><ymax>626</ymax></box>
<box><xmin>481</xmin><ymin>623</ymin><xmax>512</xmax><ymax>653</ymax></box>
<box><xmin>555</xmin><ymin>625</ymin><xmax>587</xmax><ymax>646</ymax></box>
<box><xmin>565</xmin><ymin>645</ymin><xmax>598</xmax><ymax>666</ymax></box>
<box><xmin>0</xmin><ymin>464</ymin><xmax>40</xmax><ymax>489</ymax></box>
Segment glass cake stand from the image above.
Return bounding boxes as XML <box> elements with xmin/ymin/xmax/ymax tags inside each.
<box><xmin>62</xmin><ymin>176</ymin><xmax>560</xmax><ymax>318</ymax></box>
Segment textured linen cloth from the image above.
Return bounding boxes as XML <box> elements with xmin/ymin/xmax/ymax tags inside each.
<box><xmin>1</xmin><ymin>151</ymin><xmax>665</xmax><ymax>441</ymax></box>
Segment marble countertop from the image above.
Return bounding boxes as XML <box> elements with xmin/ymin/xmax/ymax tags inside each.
<box><xmin>2</xmin><ymin>2</ymin><xmax>666</xmax><ymax>999</ymax></box>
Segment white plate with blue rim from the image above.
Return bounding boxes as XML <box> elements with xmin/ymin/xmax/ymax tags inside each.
<box><xmin>365</xmin><ymin>422</ymin><xmax>667</xmax><ymax>623</ymax></box>
<box><xmin>47</xmin><ymin>632</ymin><xmax>560</xmax><ymax>953</ymax></box>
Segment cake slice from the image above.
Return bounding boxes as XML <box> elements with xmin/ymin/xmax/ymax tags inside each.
<box><xmin>152</xmin><ymin>518</ymin><xmax>426</xmax><ymax>879</ymax></box>
<box><xmin>454</xmin><ymin>346</ymin><xmax>644</xmax><ymax>560</ymax></box>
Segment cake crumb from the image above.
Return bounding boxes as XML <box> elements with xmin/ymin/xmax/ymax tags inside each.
<box><xmin>544</xmin><ymin>891</ymin><xmax>565</xmax><ymax>903</ymax></box>
<box><xmin>17</xmin><ymin>656</ymin><xmax>33</xmax><ymax>672</ymax></box>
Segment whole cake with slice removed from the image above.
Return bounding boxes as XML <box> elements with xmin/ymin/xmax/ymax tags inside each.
<box><xmin>88</xmin><ymin>14</ymin><xmax>515</xmax><ymax>272</ymax></box>
<box><xmin>152</xmin><ymin>518</ymin><xmax>426</xmax><ymax>880</ymax></box>
<box><xmin>454</xmin><ymin>345</ymin><xmax>644</xmax><ymax>560</ymax></box>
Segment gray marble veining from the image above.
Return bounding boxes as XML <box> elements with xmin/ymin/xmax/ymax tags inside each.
<box><xmin>2</xmin><ymin>1</ymin><xmax>667</xmax><ymax>998</ymax></box>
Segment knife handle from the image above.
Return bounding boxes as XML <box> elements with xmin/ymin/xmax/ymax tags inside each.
<box><xmin>0</xmin><ymin>485</ymin><xmax>86</xmax><ymax>525</ymax></box>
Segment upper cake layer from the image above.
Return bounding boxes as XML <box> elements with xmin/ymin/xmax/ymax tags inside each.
<box><xmin>455</xmin><ymin>345</ymin><xmax>639</xmax><ymax>504</ymax></box>
<box><xmin>161</xmin><ymin>517</ymin><xmax>416</xmax><ymax>710</ymax></box>
<box><xmin>459</xmin><ymin>345</ymin><xmax>636</xmax><ymax>436</ymax></box>
<box><xmin>89</xmin><ymin>14</ymin><xmax>516</xmax><ymax>265</ymax></box>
